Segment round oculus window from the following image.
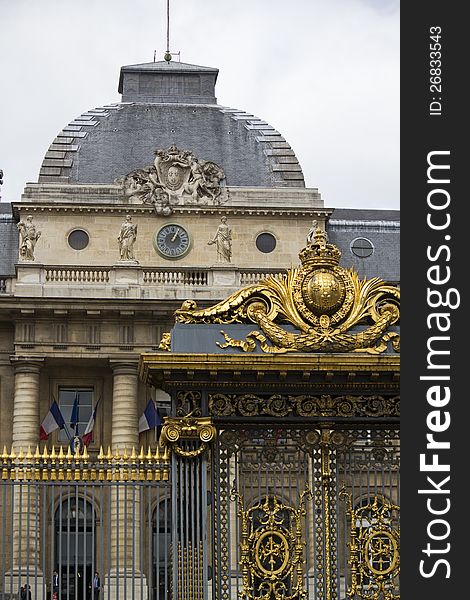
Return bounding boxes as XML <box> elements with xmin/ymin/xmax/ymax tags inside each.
<box><xmin>350</xmin><ymin>237</ymin><xmax>374</xmax><ymax>258</ymax></box>
<box><xmin>256</xmin><ymin>233</ymin><xmax>277</xmax><ymax>253</ymax></box>
<box><xmin>68</xmin><ymin>230</ymin><xmax>89</xmax><ymax>250</ymax></box>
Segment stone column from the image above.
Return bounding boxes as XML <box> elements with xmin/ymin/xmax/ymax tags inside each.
<box><xmin>12</xmin><ymin>358</ymin><xmax>43</xmax><ymax>452</ymax></box>
<box><xmin>108</xmin><ymin>361</ymin><xmax>147</xmax><ymax>599</ymax></box>
<box><xmin>7</xmin><ymin>358</ymin><xmax>45</xmax><ymax>600</ymax></box>
<box><xmin>110</xmin><ymin>362</ymin><xmax>139</xmax><ymax>453</ymax></box>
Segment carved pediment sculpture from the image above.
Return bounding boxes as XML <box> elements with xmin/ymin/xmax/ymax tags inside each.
<box><xmin>116</xmin><ymin>145</ymin><xmax>226</xmax><ymax>215</ymax></box>
<box><xmin>174</xmin><ymin>227</ymin><xmax>400</xmax><ymax>354</ymax></box>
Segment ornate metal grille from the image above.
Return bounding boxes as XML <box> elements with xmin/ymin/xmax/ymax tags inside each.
<box><xmin>337</xmin><ymin>429</ymin><xmax>400</xmax><ymax>600</ymax></box>
<box><xmin>212</xmin><ymin>426</ymin><xmax>399</xmax><ymax>600</ymax></box>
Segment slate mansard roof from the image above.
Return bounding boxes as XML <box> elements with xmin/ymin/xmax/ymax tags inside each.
<box><xmin>0</xmin><ymin>203</ymin><xmax>17</xmax><ymax>277</ymax></box>
<box><xmin>328</xmin><ymin>208</ymin><xmax>400</xmax><ymax>283</ymax></box>
<box><xmin>38</xmin><ymin>61</ymin><xmax>305</xmax><ymax>189</ymax></box>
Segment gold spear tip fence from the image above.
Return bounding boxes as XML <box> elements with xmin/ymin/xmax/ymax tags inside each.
<box><xmin>0</xmin><ymin>444</ymin><xmax>171</xmax><ymax>482</ymax></box>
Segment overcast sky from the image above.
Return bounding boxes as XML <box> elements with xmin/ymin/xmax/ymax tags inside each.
<box><xmin>0</xmin><ymin>0</ymin><xmax>399</xmax><ymax>210</ymax></box>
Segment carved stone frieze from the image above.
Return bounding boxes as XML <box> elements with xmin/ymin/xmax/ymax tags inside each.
<box><xmin>116</xmin><ymin>145</ymin><xmax>226</xmax><ymax>215</ymax></box>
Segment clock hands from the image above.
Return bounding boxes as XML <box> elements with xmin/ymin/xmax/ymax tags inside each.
<box><xmin>171</xmin><ymin>227</ymin><xmax>180</xmax><ymax>243</ymax></box>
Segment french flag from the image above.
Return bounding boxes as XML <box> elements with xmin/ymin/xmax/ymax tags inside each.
<box><xmin>139</xmin><ymin>399</ymin><xmax>162</xmax><ymax>433</ymax></box>
<box><xmin>40</xmin><ymin>401</ymin><xmax>66</xmax><ymax>440</ymax></box>
<box><xmin>82</xmin><ymin>399</ymin><xmax>100</xmax><ymax>447</ymax></box>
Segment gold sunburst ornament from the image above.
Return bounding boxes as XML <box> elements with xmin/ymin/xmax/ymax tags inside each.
<box><xmin>174</xmin><ymin>227</ymin><xmax>400</xmax><ymax>354</ymax></box>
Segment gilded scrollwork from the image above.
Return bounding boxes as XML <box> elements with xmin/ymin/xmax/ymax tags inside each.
<box><xmin>230</xmin><ymin>489</ymin><xmax>312</xmax><ymax>600</ymax></box>
<box><xmin>158</xmin><ymin>331</ymin><xmax>171</xmax><ymax>351</ymax></box>
<box><xmin>340</xmin><ymin>491</ymin><xmax>400</xmax><ymax>600</ymax></box>
<box><xmin>174</xmin><ymin>228</ymin><xmax>400</xmax><ymax>354</ymax></box>
<box><xmin>208</xmin><ymin>393</ymin><xmax>400</xmax><ymax>419</ymax></box>
<box><xmin>176</xmin><ymin>391</ymin><xmax>202</xmax><ymax>417</ymax></box>
<box><xmin>160</xmin><ymin>416</ymin><xmax>216</xmax><ymax>458</ymax></box>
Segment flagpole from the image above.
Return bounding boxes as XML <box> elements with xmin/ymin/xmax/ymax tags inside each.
<box><xmin>51</xmin><ymin>394</ymin><xmax>73</xmax><ymax>444</ymax></box>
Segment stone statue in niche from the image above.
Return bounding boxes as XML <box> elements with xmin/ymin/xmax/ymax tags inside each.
<box><xmin>17</xmin><ymin>215</ymin><xmax>41</xmax><ymax>261</ymax></box>
<box><xmin>117</xmin><ymin>214</ymin><xmax>138</xmax><ymax>261</ymax></box>
<box><xmin>208</xmin><ymin>216</ymin><xmax>232</xmax><ymax>263</ymax></box>
<box><xmin>116</xmin><ymin>145</ymin><xmax>226</xmax><ymax>215</ymax></box>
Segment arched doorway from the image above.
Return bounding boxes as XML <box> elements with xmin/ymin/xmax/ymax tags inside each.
<box><xmin>54</xmin><ymin>497</ymin><xmax>95</xmax><ymax>599</ymax></box>
<box><xmin>152</xmin><ymin>498</ymin><xmax>172</xmax><ymax>600</ymax></box>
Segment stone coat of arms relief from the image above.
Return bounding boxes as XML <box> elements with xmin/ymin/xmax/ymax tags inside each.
<box><xmin>117</xmin><ymin>145</ymin><xmax>226</xmax><ymax>215</ymax></box>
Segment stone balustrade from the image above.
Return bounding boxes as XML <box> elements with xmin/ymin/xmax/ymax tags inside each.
<box><xmin>45</xmin><ymin>267</ymin><xmax>110</xmax><ymax>283</ymax></box>
<box><xmin>14</xmin><ymin>264</ymin><xmax>286</xmax><ymax>298</ymax></box>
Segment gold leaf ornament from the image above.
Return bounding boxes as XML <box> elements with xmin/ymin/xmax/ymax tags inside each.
<box><xmin>174</xmin><ymin>229</ymin><xmax>400</xmax><ymax>354</ymax></box>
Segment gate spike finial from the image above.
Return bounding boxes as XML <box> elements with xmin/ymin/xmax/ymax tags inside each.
<box><xmin>162</xmin><ymin>445</ymin><xmax>170</xmax><ymax>461</ymax></box>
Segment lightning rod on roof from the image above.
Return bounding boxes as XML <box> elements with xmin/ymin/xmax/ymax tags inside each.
<box><xmin>164</xmin><ymin>0</ymin><xmax>172</xmax><ymax>62</ymax></box>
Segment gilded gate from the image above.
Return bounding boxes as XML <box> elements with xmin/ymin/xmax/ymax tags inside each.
<box><xmin>149</xmin><ymin>229</ymin><xmax>400</xmax><ymax>600</ymax></box>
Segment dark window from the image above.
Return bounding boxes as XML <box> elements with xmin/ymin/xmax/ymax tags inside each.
<box><xmin>256</xmin><ymin>233</ymin><xmax>277</xmax><ymax>253</ymax></box>
<box><xmin>68</xmin><ymin>230</ymin><xmax>89</xmax><ymax>250</ymax></box>
<box><xmin>58</xmin><ymin>388</ymin><xmax>93</xmax><ymax>442</ymax></box>
<box><xmin>350</xmin><ymin>237</ymin><xmax>374</xmax><ymax>258</ymax></box>
<box><xmin>54</xmin><ymin>498</ymin><xmax>95</xmax><ymax>598</ymax></box>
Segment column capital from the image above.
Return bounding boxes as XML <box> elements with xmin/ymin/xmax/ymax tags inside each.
<box><xmin>10</xmin><ymin>356</ymin><xmax>44</xmax><ymax>374</ymax></box>
<box><xmin>109</xmin><ymin>359</ymin><xmax>139</xmax><ymax>376</ymax></box>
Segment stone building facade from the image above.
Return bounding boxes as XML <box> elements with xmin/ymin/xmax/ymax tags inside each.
<box><xmin>0</xmin><ymin>59</ymin><xmax>399</xmax><ymax>600</ymax></box>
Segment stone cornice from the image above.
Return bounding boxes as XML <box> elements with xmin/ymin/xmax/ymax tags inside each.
<box><xmin>12</xmin><ymin>203</ymin><xmax>332</xmax><ymax>219</ymax></box>
<box><xmin>15</xmin><ymin>184</ymin><xmax>330</xmax><ymax>219</ymax></box>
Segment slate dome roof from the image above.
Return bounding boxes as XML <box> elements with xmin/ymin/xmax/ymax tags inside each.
<box><xmin>38</xmin><ymin>61</ymin><xmax>305</xmax><ymax>188</ymax></box>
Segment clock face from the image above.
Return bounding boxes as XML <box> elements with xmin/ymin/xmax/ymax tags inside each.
<box><xmin>154</xmin><ymin>224</ymin><xmax>191</xmax><ymax>259</ymax></box>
